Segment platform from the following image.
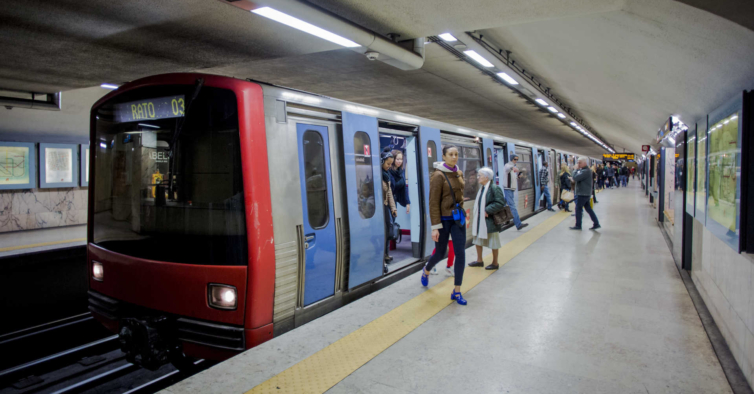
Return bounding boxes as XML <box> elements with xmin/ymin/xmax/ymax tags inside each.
<box><xmin>0</xmin><ymin>225</ymin><xmax>86</xmax><ymax>258</ymax></box>
<box><xmin>163</xmin><ymin>182</ymin><xmax>731</xmax><ymax>394</ymax></box>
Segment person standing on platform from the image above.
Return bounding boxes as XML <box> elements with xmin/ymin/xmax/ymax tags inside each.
<box><xmin>570</xmin><ymin>158</ymin><xmax>601</xmax><ymax>230</ymax></box>
<box><xmin>468</xmin><ymin>167</ymin><xmax>506</xmax><ymax>270</ymax></box>
<box><xmin>502</xmin><ymin>155</ymin><xmax>529</xmax><ymax>230</ymax></box>
<box><xmin>421</xmin><ymin>145</ymin><xmax>468</xmax><ymax>305</ymax></box>
<box><xmin>559</xmin><ymin>166</ymin><xmax>573</xmax><ymax>212</ymax></box>
<box><xmin>539</xmin><ymin>161</ymin><xmax>555</xmax><ymax>212</ymax></box>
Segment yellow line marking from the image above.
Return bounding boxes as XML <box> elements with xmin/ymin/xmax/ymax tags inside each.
<box><xmin>246</xmin><ymin>212</ymin><xmax>570</xmax><ymax>394</ymax></box>
<box><xmin>0</xmin><ymin>238</ymin><xmax>86</xmax><ymax>252</ymax></box>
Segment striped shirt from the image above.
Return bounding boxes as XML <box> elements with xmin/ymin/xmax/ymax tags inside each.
<box><xmin>539</xmin><ymin>167</ymin><xmax>549</xmax><ymax>186</ymax></box>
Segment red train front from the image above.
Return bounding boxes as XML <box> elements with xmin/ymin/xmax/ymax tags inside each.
<box><xmin>87</xmin><ymin>74</ymin><xmax>275</xmax><ymax>369</ymax></box>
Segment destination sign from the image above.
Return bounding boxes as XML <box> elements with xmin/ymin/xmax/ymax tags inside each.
<box><xmin>603</xmin><ymin>153</ymin><xmax>635</xmax><ymax>160</ymax></box>
<box><xmin>114</xmin><ymin>95</ymin><xmax>185</xmax><ymax>123</ymax></box>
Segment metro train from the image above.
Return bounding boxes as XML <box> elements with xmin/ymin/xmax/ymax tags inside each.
<box><xmin>86</xmin><ymin>73</ymin><xmax>601</xmax><ymax>369</ymax></box>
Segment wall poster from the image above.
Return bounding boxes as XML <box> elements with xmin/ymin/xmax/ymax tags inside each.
<box><xmin>0</xmin><ymin>141</ymin><xmax>36</xmax><ymax>190</ymax></box>
<box><xmin>40</xmin><ymin>143</ymin><xmax>78</xmax><ymax>188</ymax></box>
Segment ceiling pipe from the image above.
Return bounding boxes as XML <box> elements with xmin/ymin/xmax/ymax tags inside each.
<box><xmin>0</xmin><ymin>92</ymin><xmax>61</xmax><ymax>111</ymax></box>
<box><xmin>220</xmin><ymin>0</ymin><xmax>425</xmax><ymax>70</ymax></box>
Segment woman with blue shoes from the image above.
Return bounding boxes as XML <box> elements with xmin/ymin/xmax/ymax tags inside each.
<box><xmin>420</xmin><ymin>145</ymin><xmax>469</xmax><ymax>305</ymax></box>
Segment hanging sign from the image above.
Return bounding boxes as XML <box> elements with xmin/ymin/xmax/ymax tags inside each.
<box><xmin>603</xmin><ymin>153</ymin><xmax>635</xmax><ymax>160</ymax></box>
<box><xmin>642</xmin><ymin>145</ymin><xmax>650</xmax><ymax>153</ymax></box>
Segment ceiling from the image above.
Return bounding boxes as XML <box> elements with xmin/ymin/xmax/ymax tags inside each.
<box><xmin>1</xmin><ymin>0</ymin><xmax>754</xmax><ymax>156</ymax></box>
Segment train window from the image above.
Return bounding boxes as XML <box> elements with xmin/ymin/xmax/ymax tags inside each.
<box><xmin>486</xmin><ymin>148</ymin><xmax>493</xmax><ymax>169</ymax></box>
<box><xmin>303</xmin><ymin>130</ymin><xmax>330</xmax><ymax>229</ymax></box>
<box><xmin>354</xmin><ymin>131</ymin><xmax>376</xmax><ymax>219</ymax></box>
<box><xmin>517</xmin><ymin>152</ymin><xmax>534</xmax><ymax>191</ymax></box>
<box><xmin>427</xmin><ymin>141</ymin><xmax>437</xmax><ymax>179</ymax></box>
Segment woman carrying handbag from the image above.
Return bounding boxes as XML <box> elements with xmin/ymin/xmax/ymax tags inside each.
<box><xmin>467</xmin><ymin>167</ymin><xmax>506</xmax><ymax>270</ymax></box>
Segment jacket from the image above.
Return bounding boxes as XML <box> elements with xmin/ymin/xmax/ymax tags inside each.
<box><xmin>382</xmin><ymin>179</ymin><xmax>396</xmax><ymax>213</ymax></box>
<box><xmin>560</xmin><ymin>172</ymin><xmax>571</xmax><ymax>189</ymax></box>
<box><xmin>429</xmin><ymin>162</ymin><xmax>465</xmax><ymax>230</ymax></box>
<box><xmin>572</xmin><ymin>167</ymin><xmax>593</xmax><ymax>196</ymax></box>
<box><xmin>474</xmin><ymin>183</ymin><xmax>506</xmax><ymax>234</ymax></box>
<box><xmin>388</xmin><ymin>168</ymin><xmax>410</xmax><ymax>207</ymax></box>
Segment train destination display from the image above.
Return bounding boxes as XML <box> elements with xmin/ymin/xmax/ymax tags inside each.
<box><xmin>114</xmin><ymin>95</ymin><xmax>185</xmax><ymax>123</ymax></box>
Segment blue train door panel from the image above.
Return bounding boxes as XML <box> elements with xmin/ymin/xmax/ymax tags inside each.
<box><xmin>296</xmin><ymin>124</ymin><xmax>337</xmax><ymax>306</ymax></box>
<box><xmin>341</xmin><ymin>113</ymin><xmax>384</xmax><ymax>289</ymax></box>
<box><xmin>419</xmin><ymin>126</ymin><xmax>442</xmax><ymax>257</ymax></box>
<box><xmin>533</xmin><ymin>147</ymin><xmax>541</xmax><ymax>208</ymax></box>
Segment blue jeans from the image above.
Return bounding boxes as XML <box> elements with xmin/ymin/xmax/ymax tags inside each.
<box><xmin>575</xmin><ymin>195</ymin><xmax>599</xmax><ymax>228</ymax></box>
<box><xmin>620</xmin><ymin>175</ymin><xmax>627</xmax><ymax>186</ymax></box>
<box><xmin>503</xmin><ymin>189</ymin><xmax>522</xmax><ymax>228</ymax></box>
<box><xmin>425</xmin><ymin>220</ymin><xmax>466</xmax><ymax>286</ymax></box>
<box><xmin>541</xmin><ymin>185</ymin><xmax>553</xmax><ymax>209</ymax></box>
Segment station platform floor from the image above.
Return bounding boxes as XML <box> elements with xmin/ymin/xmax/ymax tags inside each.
<box><xmin>164</xmin><ymin>181</ymin><xmax>733</xmax><ymax>394</ymax></box>
<box><xmin>0</xmin><ymin>224</ymin><xmax>85</xmax><ymax>258</ymax></box>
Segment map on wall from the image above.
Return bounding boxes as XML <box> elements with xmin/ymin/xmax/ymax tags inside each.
<box><xmin>0</xmin><ymin>145</ymin><xmax>31</xmax><ymax>185</ymax></box>
<box><xmin>45</xmin><ymin>147</ymin><xmax>73</xmax><ymax>183</ymax></box>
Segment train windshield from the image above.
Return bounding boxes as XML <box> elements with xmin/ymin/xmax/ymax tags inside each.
<box><xmin>91</xmin><ymin>85</ymin><xmax>248</xmax><ymax>266</ymax></box>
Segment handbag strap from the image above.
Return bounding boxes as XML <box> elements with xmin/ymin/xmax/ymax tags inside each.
<box><xmin>441</xmin><ymin>172</ymin><xmax>461</xmax><ymax>206</ymax></box>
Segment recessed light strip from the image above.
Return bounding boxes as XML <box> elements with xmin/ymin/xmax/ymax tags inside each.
<box><xmin>252</xmin><ymin>7</ymin><xmax>360</xmax><ymax>48</ymax></box>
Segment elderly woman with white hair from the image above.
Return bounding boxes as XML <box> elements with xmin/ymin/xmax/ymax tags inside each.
<box><xmin>468</xmin><ymin>166</ymin><xmax>507</xmax><ymax>270</ymax></box>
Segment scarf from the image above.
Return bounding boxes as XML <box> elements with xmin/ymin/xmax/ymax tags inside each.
<box><xmin>472</xmin><ymin>182</ymin><xmax>490</xmax><ymax>239</ymax></box>
<box><xmin>443</xmin><ymin>163</ymin><xmax>458</xmax><ymax>172</ymax></box>
<box><xmin>382</xmin><ymin>168</ymin><xmax>390</xmax><ymax>184</ymax></box>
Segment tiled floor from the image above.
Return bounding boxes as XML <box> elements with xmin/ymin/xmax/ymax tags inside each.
<box><xmin>327</xmin><ymin>181</ymin><xmax>731</xmax><ymax>394</ymax></box>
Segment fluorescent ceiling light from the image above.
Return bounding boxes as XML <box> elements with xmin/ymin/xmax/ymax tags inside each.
<box><xmin>723</xmin><ymin>120</ymin><xmax>730</xmax><ymax>124</ymax></box>
<box><xmin>438</xmin><ymin>33</ymin><xmax>457</xmax><ymax>42</ymax></box>
<box><xmin>535</xmin><ymin>99</ymin><xmax>548</xmax><ymax>106</ymax></box>
<box><xmin>570</xmin><ymin>122</ymin><xmax>578</xmax><ymax>127</ymax></box>
<box><xmin>463</xmin><ymin>50</ymin><xmax>494</xmax><ymax>67</ymax></box>
<box><xmin>252</xmin><ymin>7</ymin><xmax>360</xmax><ymax>48</ymax></box>
<box><xmin>101</xmin><ymin>83</ymin><xmax>119</xmax><ymax>90</ymax></box>
<box><xmin>138</xmin><ymin>123</ymin><xmax>160</xmax><ymax>129</ymax></box>
<box><xmin>497</xmin><ymin>72</ymin><xmax>518</xmax><ymax>85</ymax></box>
<box><xmin>731</xmin><ymin>115</ymin><xmax>738</xmax><ymax>120</ymax></box>
<box><xmin>557</xmin><ymin>113</ymin><xmax>566</xmax><ymax>119</ymax></box>
<box><xmin>99</xmin><ymin>142</ymin><xmax>107</xmax><ymax>149</ymax></box>
<box><xmin>547</xmin><ymin>106</ymin><xmax>558</xmax><ymax>113</ymax></box>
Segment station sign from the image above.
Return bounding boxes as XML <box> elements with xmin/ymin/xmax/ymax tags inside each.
<box><xmin>642</xmin><ymin>145</ymin><xmax>650</xmax><ymax>153</ymax></box>
<box><xmin>603</xmin><ymin>153</ymin><xmax>635</xmax><ymax>161</ymax></box>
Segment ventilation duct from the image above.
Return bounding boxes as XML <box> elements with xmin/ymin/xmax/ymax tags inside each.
<box><xmin>0</xmin><ymin>90</ymin><xmax>62</xmax><ymax>111</ymax></box>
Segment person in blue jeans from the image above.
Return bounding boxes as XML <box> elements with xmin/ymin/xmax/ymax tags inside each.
<box><xmin>569</xmin><ymin>158</ymin><xmax>601</xmax><ymax>230</ymax></box>
<box><xmin>538</xmin><ymin>161</ymin><xmax>556</xmax><ymax>212</ymax></box>
<box><xmin>502</xmin><ymin>155</ymin><xmax>529</xmax><ymax>230</ymax></box>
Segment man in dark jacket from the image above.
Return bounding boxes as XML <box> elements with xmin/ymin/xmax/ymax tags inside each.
<box><xmin>570</xmin><ymin>158</ymin><xmax>601</xmax><ymax>230</ymax></box>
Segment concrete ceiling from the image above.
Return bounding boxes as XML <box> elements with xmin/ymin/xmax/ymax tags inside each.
<box><xmin>2</xmin><ymin>0</ymin><xmax>754</xmax><ymax>156</ymax></box>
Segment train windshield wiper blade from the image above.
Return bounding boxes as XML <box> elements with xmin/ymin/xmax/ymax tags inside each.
<box><xmin>169</xmin><ymin>78</ymin><xmax>204</xmax><ymax>157</ymax></box>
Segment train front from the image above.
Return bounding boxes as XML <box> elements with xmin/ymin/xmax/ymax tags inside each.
<box><xmin>86</xmin><ymin>74</ymin><xmax>273</xmax><ymax>370</ymax></box>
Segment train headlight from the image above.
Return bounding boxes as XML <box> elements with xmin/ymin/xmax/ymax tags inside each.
<box><xmin>208</xmin><ymin>284</ymin><xmax>237</xmax><ymax>310</ymax></box>
<box><xmin>92</xmin><ymin>261</ymin><xmax>104</xmax><ymax>281</ymax></box>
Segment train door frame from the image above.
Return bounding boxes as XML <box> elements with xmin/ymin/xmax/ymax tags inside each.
<box><xmin>549</xmin><ymin>149</ymin><xmax>557</xmax><ymax>208</ymax></box>
<box><xmin>378</xmin><ymin>125</ymin><xmax>425</xmax><ymax>271</ymax></box>
<box><xmin>419</xmin><ymin>126</ymin><xmax>442</xmax><ymax>258</ymax></box>
<box><xmin>493</xmin><ymin>143</ymin><xmax>507</xmax><ymax>186</ymax></box>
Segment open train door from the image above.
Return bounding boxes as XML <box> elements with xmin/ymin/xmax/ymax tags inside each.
<box><xmin>341</xmin><ymin>112</ymin><xmax>385</xmax><ymax>289</ymax></box>
<box><xmin>418</xmin><ymin>126</ymin><xmax>442</xmax><ymax>258</ymax></box>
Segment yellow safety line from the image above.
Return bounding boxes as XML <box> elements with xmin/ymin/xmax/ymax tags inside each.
<box><xmin>0</xmin><ymin>238</ymin><xmax>86</xmax><ymax>252</ymax></box>
<box><xmin>246</xmin><ymin>212</ymin><xmax>570</xmax><ymax>394</ymax></box>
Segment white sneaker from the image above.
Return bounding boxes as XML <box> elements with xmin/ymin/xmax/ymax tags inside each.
<box><xmin>431</xmin><ymin>267</ymin><xmax>439</xmax><ymax>275</ymax></box>
<box><xmin>446</xmin><ymin>267</ymin><xmax>455</xmax><ymax>276</ymax></box>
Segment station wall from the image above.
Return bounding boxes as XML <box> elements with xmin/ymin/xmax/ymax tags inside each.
<box><xmin>0</xmin><ymin>86</ymin><xmax>106</xmax><ymax>234</ymax></box>
<box><xmin>691</xmin><ymin>219</ymin><xmax>754</xmax><ymax>387</ymax></box>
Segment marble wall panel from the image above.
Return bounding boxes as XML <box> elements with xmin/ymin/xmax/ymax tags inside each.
<box><xmin>0</xmin><ymin>187</ymin><xmax>89</xmax><ymax>233</ymax></box>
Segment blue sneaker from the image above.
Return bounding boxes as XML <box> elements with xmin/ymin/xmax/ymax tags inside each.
<box><xmin>421</xmin><ymin>269</ymin><xmax>429</xmax><ymax>287</ymax></box>
<box><xmin>451</xmin><ymin>290</ymin><xmax>467</xmax><ymax>305</ymax></box>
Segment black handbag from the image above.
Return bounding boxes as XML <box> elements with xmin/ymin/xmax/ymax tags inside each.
<box><xmin>387</xmin><ymin>213</ymin><xmax>401</xmax><ymax>241</ymax></box>
<box><xmin>442</xmin><ymin>173</ymin><xmax>466</xmax><ymax>228</ymax></box>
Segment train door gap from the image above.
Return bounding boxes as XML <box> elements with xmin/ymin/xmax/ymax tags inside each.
<box><xmin>379</xmin><ymin>131</ymin><xmax>422</xmax><ymax>273</ymax></box>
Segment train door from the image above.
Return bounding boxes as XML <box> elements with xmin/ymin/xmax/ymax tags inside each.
<box><xmin>419</xmin><ymin>126</ymin><xmax>441</xmax><ymax>257</ymax></box>
<box><xmin>379</xmin><ymin>128</ymin><xmax>422</xmax><ymax>272</ymax></box>
<box><xmin>341</xmin><ymin>113</ymin><xmax>384</xmax><ymax>289</ymax></box>
<box><xmin>549</xmin><ymin>150</ymin><xmax>557</xmax><ymax>207</ymax></box>
<box><xmin>295</xmin><ymin>124</ymin><xmax>337</xmax><ymax>306</ymax></box>
<box><xmin>535</xmin><ymin>149</ymin><xmax>545</xmax><ymax>209</ymax></box>
<box><xmin>494</xmin><ymin>144</ymin><xmax>506</xmax><ymax>186</ymax></box>
<box><xmin>514</xmin><ymin>146</ymin><xmax>535</xmax><ymax>216</ymax></box>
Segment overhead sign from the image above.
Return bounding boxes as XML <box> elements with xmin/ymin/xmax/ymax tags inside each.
<box><xmin>114</xmin><ymin>95</ymin><xmax>185</xmax><ymax>123</ymax></box>
<box><xmin>642</xmin><ymin>145</ymin><xmax>650</xmax><ymax>153</ymax></box>
<box><xmin>603</xmin><ymin>153</ymin><xmax>635</xmax><ymax>161</ymax></box>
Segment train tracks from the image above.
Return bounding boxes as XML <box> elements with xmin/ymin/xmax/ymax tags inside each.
<box><xmin>0</xmin><ymin>315</ymin><xmax>213</xmax><ymax>394</ymax></box>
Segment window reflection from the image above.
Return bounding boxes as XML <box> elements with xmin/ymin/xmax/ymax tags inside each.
<box><xmin>354</xmin><ymin>132</ymin><xmax>375</xmax><ymax>219</ymax></box>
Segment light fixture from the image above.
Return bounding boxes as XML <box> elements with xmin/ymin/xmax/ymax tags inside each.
<box><xmin>138</xmin><ymin>123</ymin><xmax>160</xmax><ymax>129</ymax></box>
<box><xmin>99</xmin><ymin>142</ymin><xmax>107</xmax><ymax>149</ymax></box>
<box><xmin>570</xmin><ymin>122</ymin><xmax>578</xmax><ymax>127</ymax></box>
<box><xmin>535</xmin><ymin>99</ymin><xmax>548</xmax><ymax>106</ymax></box>
<box><xmin>547</xmin><ymin>107</ymin><xmax>558</xmax><ymax>113</ymax></box>
<box><xmin>438</xmin><ymin>33</ymin><xmax>457</xmax><ymax>42</ymax></box>
<box><xmin>208</xmin><ymin>284</ymin><xmax>238</xmax><ymax>310</ymax></box>
<box><xmin>731</xmin><ymin>115</ymin><xmax>738</xmax><ymax>120</ymax></box>
<box><xmin>497</xmin><ymin>72</ymin><xmax>518</xmax><ymax>85</ymax></box>
<box><xmin>101</xmin><ymin>84</ymin><xmax>119</xmax><ymax>90</ymax></box>
<box><xmin>92</xmin><ymin>261</ymin><xmax>104</xmax><ymax>281</ymax></box>
<box><xmin>463</xmin><ymin>50</ymin><xmax>494</xmax><ymax>67</ymax></box>
<box><xmin>723</xmin><ymin>120</ymin><xmax>730</xmax><ymax>124</ymax></box>
<box><xmin>252</xmin><ymin>7</ymin><xmax>360</xmax><ymax>48</ymax></box>
<box><xmin>557</xmin><ymin>113</ymin><xmax>566</xmax><ymax>119</ymax></box>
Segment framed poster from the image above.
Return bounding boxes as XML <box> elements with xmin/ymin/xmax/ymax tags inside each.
<box><xmin>39</xmin><ymin>143</ymin><xmax>78</xmax><ymax>188</ymax></box>
<box><xmin>0</xmin><ymin>141</ymin><xmax>36</xmax><ymax>190</ymax></box>
<box><xmin>80</xmin><ymin>144</ymin><xmax>89</xmax><ymax>187</ymax></box>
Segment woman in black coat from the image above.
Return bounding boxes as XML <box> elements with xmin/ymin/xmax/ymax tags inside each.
<box><xmin>559</xmin><ymin>167</ymin><xmax>573</xmax><ymax>212</ymax></box>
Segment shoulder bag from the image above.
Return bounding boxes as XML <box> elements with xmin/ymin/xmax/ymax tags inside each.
<box><xmin>441</xmin><ymin>173</ymin><xmax>466</xmax><ymax>228</ymax></box>
<box><xmin>491</xmin><ymin>185</ymin><xmax>514</xmax><ymax>228</ymax></box>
